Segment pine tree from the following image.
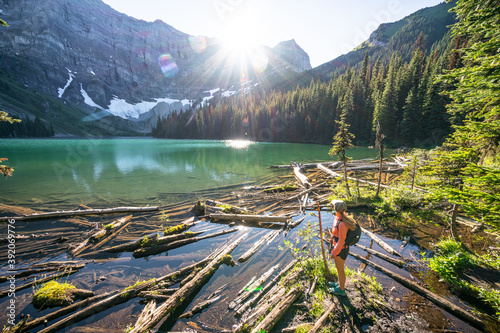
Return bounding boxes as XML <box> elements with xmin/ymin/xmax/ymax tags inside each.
<box><xmin>329</xmin><ymin>108</ymin><xmax>355</xmax><ymax>196</ymax></box>
<box><xmin>428</xmin><ymin>0</ymin><xmax>500</xmax><ymax>229</ymax></box>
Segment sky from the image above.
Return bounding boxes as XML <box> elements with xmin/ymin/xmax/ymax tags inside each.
<box><xmin>101</xmin><ymin>0</ymin><xmax>445</xmax><ymax>67</ymax></box>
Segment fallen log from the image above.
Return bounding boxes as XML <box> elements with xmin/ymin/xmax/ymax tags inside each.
<box><xmin>0</xmin><ymin>206</ymin><xmax>159</xmax><ymax>222</ymax></box>
<box><xmin>360</xmin><ymin>227</ymin><xmax>402</xmax><ymax>258</ymax></box>
<box><xmin>317</xmin><ymin>164</ymin><xmax>390</xmax><ymax>189</ymax></box>
<box><xmin>163</xmin><ymin>217</ymin><xmax>201</xmax><ymax>236</ymax></box>
<box><xmin>205</xmin><ymin>199</ymin><xmax>251</xmax><ymax>215</ymax></box>
<box><xmin>349</xmin><ymin>252</ymin><xmax>486</xmax><ymax>331</ymax></box>
<box><xmin>283</xmin><ymin>182</ymin><xmax>327</xmax><ymax>202</ymax></box>
<box><xmin>250</xmin><ymin>286</ymin><xmax>303</xmax><ymax>333</ymax></box>
<box><xmin>88</xmin><ymin>230</ymin><xmax>203</xmax><ymax>255</ymax></box>
<box><xmin>229</xmin><ymin>264</ymin><xmax>280</xmax><ymax>310</ymax></box>
<box><xmin>10</xmin><ymin>291</ymin><xmax>118</xmax><ymax>332</ymax></box>
<box><xmin>291</xmin><ymin>162</ymin><xmax>311</xmax><ymax>188</ymax></box>
<box><xmin>138</xmin><ymin>288</ymin><xmax>178</xmax><ymax>299</ymax></box>
<box><xmin>132</xmin><ymin>228</ymin><xmax>238</xmax><ymax>258</ymax></box>
<box><xmin>127</xmin><ymin>233</ymin><xmax>247</xmax><ymax>333</ymax></box>
<box><xmin>179</xmin><ymin>296</ymin><xmax>221</xmax><ymax>319</ymax></box>
<box><xmin>210</xmin><ymin>213</ymin><xmax>289</xmax><ymax>223</ymax></box>
<box><xmin>235</xmin><ymin>259</ymin><xmax>297</xmax><ymax>317</ymax></box>
<box><xmin>72</xmin><ymin>215</ymin><xmax>133</xmax><ymax>256</ymax></box>
<box><xmin>37</xmin><ymin>258</ymin><xmax>211</xmax><ymax>333</ymax></box>
<box><xmin>309</xmin><ymin>301</ymin><xmax>337</xmax><ymax>333</ymax></box>
<box><xmin>269</xmin><ymin>161</ymin><xmax>341</xmax><ymax>169</ymax></box>
<box><xmin>90</xmin><ymin>215</ymin><xmax>133</xmax><ymax>249</ymax></box>
<box><xmin>0</xmin><ymin>266</ymin><xmax>83</xmax><ymax>299</ymax></box>
<box><xmin>235</xmin><ymin>268</ymin><xmax>301</xmax><ymax>329</ymax></box>
<box><xmin>237</xmin><ymin>230</ymin><xmax>281</xmax><ymax>263</ymax></box>
<box><xmin>308</xmin><ymin>276</ymin><xmax>318</xmax><ymax>298</ymax></box>
<box><xmin>287</xmin><ymin>216</ymin><xmax>307</xmax><ymax>229</ymax></box>
<box><xmin>354</xmin><ymin>244</ymin><xmax>406</xmax><ymax>268</ymax></box>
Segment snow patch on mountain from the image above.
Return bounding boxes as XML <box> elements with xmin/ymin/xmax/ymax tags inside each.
<box><xmin>58</xmin><ymin>68</ymin><xmax>75</xmax><ymax>98</ymax></box>
<box><xmin>80</xmin><ymin>84</ymin><xmax>104</xmax><ymax>110</ymax></box>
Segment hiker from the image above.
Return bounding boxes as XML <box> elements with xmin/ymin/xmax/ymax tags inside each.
<box><xmin>328</xmin><ymin>199</ymin><xmax>358</xmax><ymax>296</ymax></box>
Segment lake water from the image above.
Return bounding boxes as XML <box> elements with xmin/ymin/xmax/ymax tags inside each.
<box><xmin>0</xmin><ymin>138</ymin><xmax>382</xmax><ymax>208</ymax></box>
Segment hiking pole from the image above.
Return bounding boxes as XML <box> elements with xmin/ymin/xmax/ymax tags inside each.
<box><xmin>317</xmin><ymin>201</ymin><xmax>333</xmax><ymax>279</ymax></box>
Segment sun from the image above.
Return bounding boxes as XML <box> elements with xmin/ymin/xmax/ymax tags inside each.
<box><xmin>219</xmin><ymin>14</ymin><xmax>269</xmax><ymax>76</ymax></box>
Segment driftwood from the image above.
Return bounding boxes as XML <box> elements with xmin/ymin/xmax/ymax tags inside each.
<box><xmin>250</xmin><ymin>286</ymin><xmax>303</xmax><ymax>333</ymax></box>
<box><xmin>0</xmin><ymin>264</ymin><xmax>83</xmax><ymax>283</ymax></box>
<box><xmin>37</xmin><ymin>258</ymin><xmax>212</xmax><ymax>333</ymax></box>
<box><xmin>139</xmin><ymin>288</ymin><xmax>178</xmax><ymax>300</ymax></box>
<box><xmin>269</xmin><ymin>161</ymin><xmax>341</xmax><ymax>169</ymax></box>
<box><xmin>205</xmin><ymin>199</ymin><xmax>251</xmax><ymax>214</ymax></box>
<box><xmin>360</xmin><ymin>227</ymin><xmax>403</xmax><ymax>258</ymax></box>
<box><xmin>309</xmin><ymin>301</ymin><xmax>337</xmax><ymax>333</ymax></box>
<box><xmin>164</xmin><ymin>217</ymin><xmax>201</xmax><ymax>235</ymax></box>
<box><xmin>283</xmin><ymin>182</ymin><xmax>327</xmax><ymax>202</ymax></box>
<box><xmin>229</xmin><ymin>264</ymin><xmax>280</xmax><ymax>310</ymax></box>
<box><xmin>0</xmin><ymin>265</ymin><xmax>83</xmax><ymax>299</ymax></box>
<box><xmin>132</xmin><ymin>228</ymin><xmax>238</xmax><ymax>258</ymax></box>
<box><xmin>210</xmin><ymin>213</ymin><xmax>289</xmax><ymax>223</ymax></box>
<box><xmin>354</xmin><ymin>244</ymin><xmax>406</xmax><ymax>268</ymax></box>
<box><xmin>317</xmin><ymin>164</ymin><xmax>391</xmax><ymax>189</ymax></box>
<box><xmin>127</xmin><ymin>233</ymin><xmax>246</xmax><ymax>333</ymax></box>
<box><xmin>308</xmin><ymin>276</ymin><xmax>319</xmax><ymax>298</ymax></box>
<box><xmin>178</xmin><ymin>296</ymin><xmax>221</xmax><ymax>319</ymax></box>
<box><xmin>10</xmin><ymin>291</ymin><xmax>117</xmax><ymax>332</ymax></box>
<box><xmin>237</xmin><ymin>230</ymin><xmax>280</xmax><ymax>263</ymax></box>
<box><xmin>291</xmin><ymin>162</ymin><xmax>311</xmax><ymax>188</ymax></box>
<box><xmin>235</xmin><ymin>268</ymin><xmax>301</xmax><ymax>330</ymax></box>
<box><xmin>287</xmin><ymin>216</ymin><xmax>307</xmax><ymax>229</ymax></box>
<box><xmin>349</xmin><ymin>252</ymin><xmax>486</xmax><ymax>331</ymax></box>
<box><xmin>0</xmin><ymin>206</ymin><xmax>159</xmax><ymax>222</ymax></box>
<box><xmin>90</xmin><ymin>215</ymin><xmax>133</xmax><ymax>249</ymax></box>
<box><xmin>71</xmin><ymin>215</ymin><xmax>132</xmax><ymax>255</ymax></box>
<box><xmin>89</xmin><ymin>231</ymin><xmax>203</xmax><ymax>255</ymax></box>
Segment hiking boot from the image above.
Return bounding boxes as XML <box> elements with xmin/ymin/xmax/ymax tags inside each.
<box><xmin>329</xmin><ymin>286</ymin><xmax>347</xmax><ymax>296</ymax></box>
<box><xmin>327</xmin><ymin>281</ymin><xmax>339</xmax><ymax>288</ymax></box>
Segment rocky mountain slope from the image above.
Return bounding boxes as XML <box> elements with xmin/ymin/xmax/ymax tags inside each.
<box><xmin>0</xmin><ymin>0</ymin><xmax>311</xmax><ymax>134</ymax></box>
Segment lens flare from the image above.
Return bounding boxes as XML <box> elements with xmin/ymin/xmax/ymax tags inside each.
<box><xmin>158</xmin><ymin>54</ymin><xmax>178</xmax><ymax>78</ymax></box>
<box><xmin>189</xmin><ymin>35</ymin><xmax>207</xmax><ymax>54</ymax></box>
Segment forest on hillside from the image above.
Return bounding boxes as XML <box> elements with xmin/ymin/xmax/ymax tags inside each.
<box><xmin>153</xmin><ymin>32</ymin><xmax>459</xmax><ymax>148</ymax></box>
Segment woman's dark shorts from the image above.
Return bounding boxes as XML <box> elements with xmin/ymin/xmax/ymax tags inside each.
<box><xmin>338</xmin><ymin>247</ymin><xmax>349</xmax><ymax>260</ymax></box>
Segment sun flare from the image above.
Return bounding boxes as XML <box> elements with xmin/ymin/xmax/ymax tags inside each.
<box><xmin>219</xmin><ymin>14</ymin><xmax>269</xmax><ymax>76</ymax></box>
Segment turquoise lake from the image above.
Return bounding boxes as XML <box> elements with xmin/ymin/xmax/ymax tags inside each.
<box><xmin>0</xmin><ymin>138</ymin><xmax>382</xmax><ymax>208</ymax></box>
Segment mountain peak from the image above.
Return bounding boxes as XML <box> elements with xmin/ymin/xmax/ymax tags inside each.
<box><xmin>271</xmin><ymin>39</ymin><xmax>312</xmax><ymax>72</ymax></box>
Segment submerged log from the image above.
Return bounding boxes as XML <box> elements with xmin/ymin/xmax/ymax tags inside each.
<box><xmin>37</xmin><ymin>258</ymin><xmax>211</xmax><ymax>333</ymax></box>
<box><xmin>72</xmin><ymin>215</ymin><xmax>133</xmax><ymax>256</ymax></box>
<box><xmin>128</xmin><ymin>233</ymin><xmax>247</xmax><ymax>333</ymax></box>
<box><xmin>210</xmin><ymin>213</ymin><xmax>289</xmax><ymax>223</ymax></box>
<box><xmin>90</xmin><ymin>215</ymin><xmax>133</xmax><ymax>249</ymax></box>
<box><xmin>283</xmin><ymin>182</ymin><xmax>327</xmax><ymax>202</ymax></box>
<box><xmin>178</xmin><ymin>296</ymin><xmax>221</xmax><ymax>319</ymax></box>
<box><xmin>229</xmin><ymin>264</ymin><xmax>280</xmax><ymax>310</ymax></box>
<box><xmin>205</xmin><ymin>199</ymin><xmax>251</xmax><ymax>214</ymax></box>
<box><xmin>354</xmin><ymin>244</ymin><xmax>406</xmax><ymax>268</ymax></box>
<box><xmin>132</xmin><ymin>228</ymin><xmax>238</xmax><ymax>258</ymax></box>
<box><xmin>0</xmin><ymin>206</ymin><xmax>159</xmax><ymax>222</ymax></box>
<box><xmin>163</xmin><ymin>216</ymin><xmax>201</xmax><ymax>236</ymax></box>
<box><xmin>360</xmin><ymin>227</ymin><xmax>403</xmax><ymax>258</ymax></box>
<box><xmin>11</xmin><ymin>291</ymin><xmax>117</xmax><ymax>332</ymax></box>
<box><xmin>235</xmin><ymin>268</ymin><xmax>301</xmax><ymax>330</ymax></box>
<box><xmin>349</xmin><ymin>252</ymin><xmax>486</xmax><ymax>331</ymax></box>
<box><xmin>250</xmin><ymin>286</ymin><xmax>303</xmax><ymax>333</ymax></box>
<box><xmin>235</xmin><ymin>259</ymin><xmax>298</xmax><ymax>317</ymax></box>
<box><xmin>0</xmin><ymin>266</ymin><xmax>83</xmax><ymax>299</ymax></box>
<box><xmin>91</xmin><ymin>231</ymin><xmax>203</xmax><ymax>255</ymax></box>
<box><xmin>237</xmin><ymin>230</ymin><xmax>280</xmax><ymax>263</ymax></box>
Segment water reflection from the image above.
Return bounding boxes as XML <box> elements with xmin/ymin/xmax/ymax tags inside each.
<box><xmin>0</xmin><ymin>138</ymin><xmax>384</xmax><ymax>206</ymax></box>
